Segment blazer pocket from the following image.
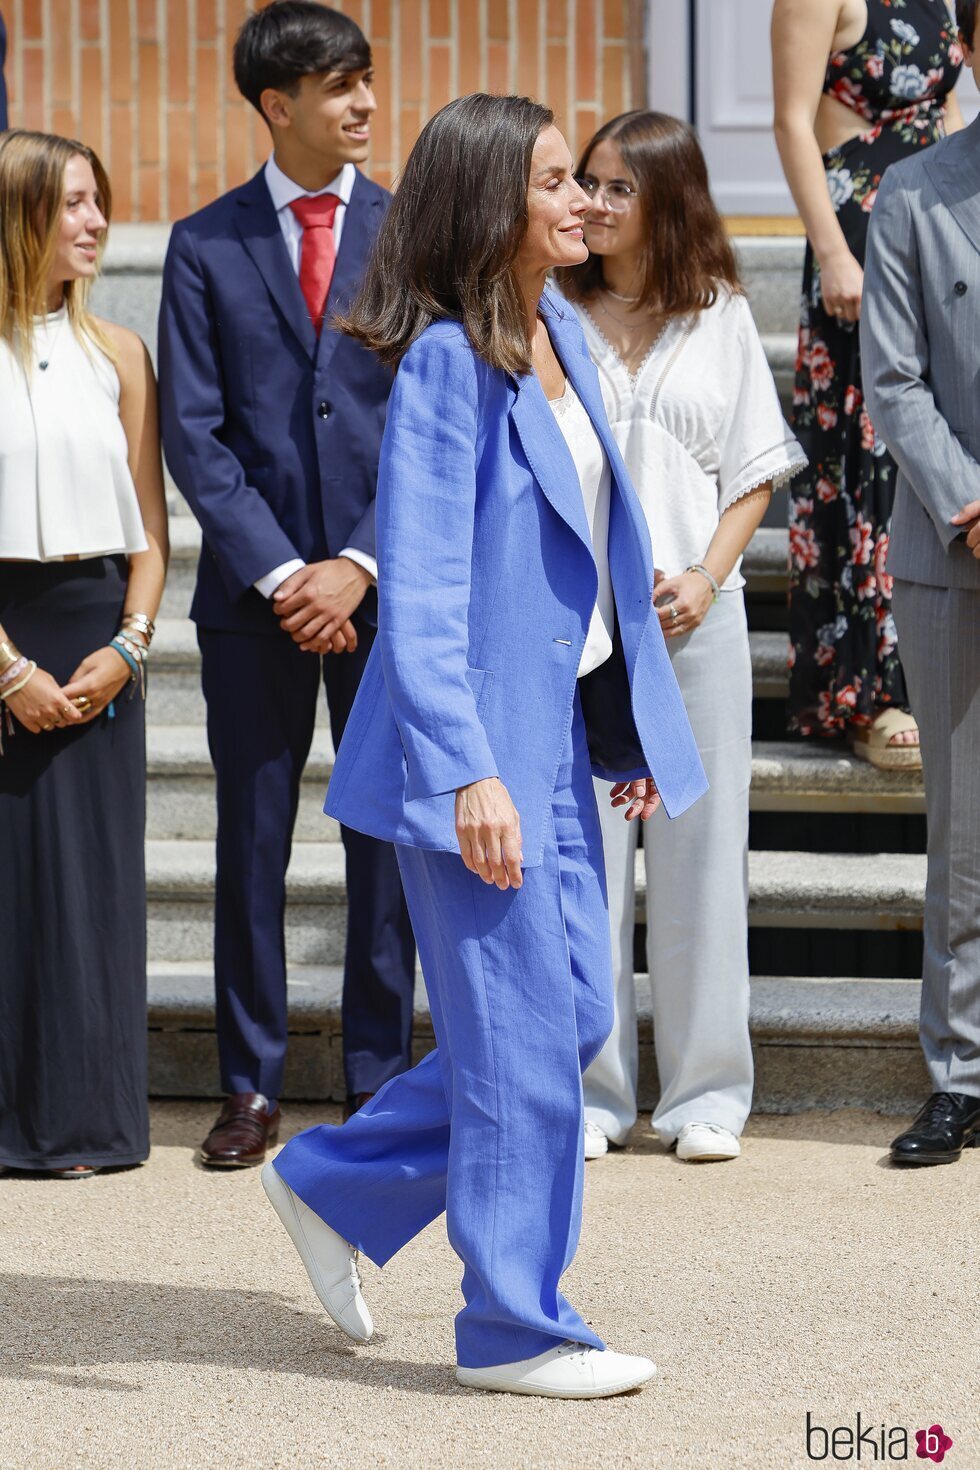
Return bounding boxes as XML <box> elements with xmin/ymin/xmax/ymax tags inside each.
<box><xmin>464</xmin><ymin>666</ymin><xmax>494</xmax><ymax>718</ymax></box>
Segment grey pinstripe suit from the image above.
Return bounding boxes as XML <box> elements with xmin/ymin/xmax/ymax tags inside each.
<box><xmin>862</xmin><ymin>115</ymin><xmax>980</xmax><ymax>1098</ymax></box>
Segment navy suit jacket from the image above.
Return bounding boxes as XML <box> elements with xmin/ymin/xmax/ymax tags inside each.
<box><xmin>158</xmin><ymin>167</ymin><xmax>391</xmax><ymax>634</ymax></box>
<box><xmin>326</xmin><ymin>294</ymin><xmax>707</xmax><ymax>866</ymax></box>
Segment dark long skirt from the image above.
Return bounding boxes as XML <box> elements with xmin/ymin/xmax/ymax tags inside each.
<box><xmin>0</xmin><ymin>558</ymin><xmax>149</xmax><ymax>1169</ymax></box>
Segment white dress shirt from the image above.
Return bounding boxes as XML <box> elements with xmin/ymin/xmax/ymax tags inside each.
<box><xmin>255</xmin><ymin>154</ymin><xmax>378</xmax><ymax>599</ymax></box>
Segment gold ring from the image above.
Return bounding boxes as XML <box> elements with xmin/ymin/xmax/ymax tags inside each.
<box><xmin>43</xmin><ymin>722</ymin><xmax>54</xmax><ymax>731</ymax></box>
<box><xmin>669</xmin><ymin>605</ymin><xmax>679</xmax><ymax>621</ymax></box>
<box><xmin>73</xmin><ymin>696</ymin><xmax>92</xmax><ymax>712</ymax></box>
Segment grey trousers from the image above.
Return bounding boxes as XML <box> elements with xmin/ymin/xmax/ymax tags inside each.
<box><xmin>892</xmin><ymin>579</ymin><xmax>980</xmax><ymax>1098</ymax></box>
<box><xmin>583</xmin><ymin>590</ymin><xmax>755</xmax><ymax>1146</ymax></box>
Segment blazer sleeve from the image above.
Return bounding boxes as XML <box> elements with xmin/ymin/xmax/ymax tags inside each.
<box><xmin>861</xmin><ymin>169</ymin><xmax>980</xmax><ymax>550</ymax></box>
<box><xmin>158</xmin><ymin>223</ymin><xmax>303</xmax><ymax>600</ymax></box>
<box><xmin>376</xmin><ymin>330</ymin><xmax>499</xmax><ymax>801</ymax></box>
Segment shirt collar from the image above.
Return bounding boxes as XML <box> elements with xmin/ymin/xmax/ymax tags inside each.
<box><xmin>264</xmin><ymin>155</ymin><xmax>356</xmax><ymax>214</ymax></box>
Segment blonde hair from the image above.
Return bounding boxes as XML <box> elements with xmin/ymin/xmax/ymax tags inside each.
<box><xmin>0</xmin><ymin>129</ymin><xmax>116</xmax><ymax>369</ymax></box>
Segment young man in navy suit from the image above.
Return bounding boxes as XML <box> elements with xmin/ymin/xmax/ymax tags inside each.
<box><xmin>158</xmin><ymin>1</ymin><xmax>416</xmax><ymax>1166</ymax></box>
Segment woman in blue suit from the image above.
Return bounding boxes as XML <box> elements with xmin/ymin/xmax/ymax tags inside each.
<box><xmin>262</xmin><ymin>93</ymin><xmax>706</xmax><ymax>1399</ymax></box>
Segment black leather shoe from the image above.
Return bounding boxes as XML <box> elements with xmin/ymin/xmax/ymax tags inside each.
<box><xmin>343</xmin><ymin>1092</ymin><xmax>375</xmax><ymax>1123</ymax></box>
<box><xmin>890</xmin><ymin>1091</ymin><xmax>980</xmax><ymax>1165</ymax></box>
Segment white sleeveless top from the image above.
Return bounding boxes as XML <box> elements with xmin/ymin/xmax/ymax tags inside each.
<box><xmin>549</xmin><ymin>381</ymin><xmax>615</xmax><ymax>678</ymax></box>
<box><xmin>0</xmin><ymin>306</ymin><xmax>149</xmax><ymax>561</ymax></box>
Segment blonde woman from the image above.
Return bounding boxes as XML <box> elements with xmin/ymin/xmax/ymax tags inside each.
<box><xmin>0</xmin><ymin>132</ymin><xmax>168</xmax><ymax>1177</ymax></box>
<box><xmin>555</xmin><ymin>112</ymin><xmax>806</xmax><ymax>1162</ymax></box>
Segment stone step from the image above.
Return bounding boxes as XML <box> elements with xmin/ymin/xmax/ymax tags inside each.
<box><xmin>145</xmin><ymin>840</ymin><xmax>925</xmax><ymax>965</ymax></box>
<box><xmin>161</xmin><ymin>515</ymin><xmax>794</xmax><ymax>621</ymax></box>
<box><xmin>146</xmin><ymin>618</ymin><xmax>790</xmax><ymax>725</ymax></box>
<box><xmin>145</xmin><ymin>729</ymin><xmax>923</xmax><ymax>840</ymax></box>
<box><xmin>146</xmin><ymin>960</ymin><xmax>927</xmax><ymax>1114</ymax></box>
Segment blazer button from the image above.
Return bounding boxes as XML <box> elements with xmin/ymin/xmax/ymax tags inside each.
<box><xmin>955</xmin><ymin>281</ymin><xmax>968</xmax><ymax>296</ymax></box>
<box><xmin>317</xmin><ymin>400</ymin><xmax>332</xmax><ymax>419</ymax></box>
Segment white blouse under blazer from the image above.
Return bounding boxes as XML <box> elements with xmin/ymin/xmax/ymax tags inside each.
<box><xmin>564</xmin><ymin>289</ymin><xmax>806</xmax><ymax>591</ymax></box>
<box><xmin>0</xmin><ymin>306</ymin><xmax>148</xmax><ymax>561</ymax></box>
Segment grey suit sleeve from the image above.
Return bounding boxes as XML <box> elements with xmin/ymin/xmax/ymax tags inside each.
<box><xmin>861</xmin><ymin>170</ymin><xmax>980</xmax><ymax>550</ymax></box>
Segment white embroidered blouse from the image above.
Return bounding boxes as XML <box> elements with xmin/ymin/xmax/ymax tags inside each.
<box><xmin>561</xmin><ymin>288</ymin><xmax>807</xmax><ymax>591</ymax></box>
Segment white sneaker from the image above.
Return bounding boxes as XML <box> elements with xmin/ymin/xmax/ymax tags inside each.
<box><xmin>261</xmin><ymin>1161</ymin><xmax>374</xmax><ymax>1342</ymax></box>
<box><xmin>674</xmin><ymin>1122</ymin><xmax>741</xmax><ymax>1162</ymax></box>
<box><xmin>457</xmin><ymin>1342</ymin><xmax>656</xmax><ymax>1399</ymax></box>
<box><xmin>584</xmin><ymin>1120</ymin><xmax>609</xmax><ymax>1159</ymax></box>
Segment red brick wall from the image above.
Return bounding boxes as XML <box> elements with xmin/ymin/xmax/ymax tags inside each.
<box><xmin>6</xmin><ymin>0</ymin><xmax>647</xmax><ymax>221</ymax></box>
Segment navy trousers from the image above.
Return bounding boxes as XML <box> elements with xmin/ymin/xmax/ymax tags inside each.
<box><xmin>276</xmin><ymin>694</ymin><xmax>615</xmax><ymax>1368</ymax></box>
<box><xmin>199</xmin><ymin>616</ymin><xmax>416</xmax><ymax>1100</ymax></box>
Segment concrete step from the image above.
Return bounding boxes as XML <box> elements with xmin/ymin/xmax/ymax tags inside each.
<box><xmin>146</xmin><ymin>725</ymin><xmax>340</xmax><ymax>841</ymax></box>
<box><xmin>146</xmin><ymin>960</ymin><xmax>927</xmax><ymax>1113</ymax></box>
<box><xmin>144</xmin><ymin>729</ymin><xmax>923</xmax><ymax>840</ymax></box>
<box><xmin>145</xmin><ymin>839</ymin><xmax>925</xmax><ymax>965</ymax></box>
<box><xmin>161</xmin><ymin>518</ymin><xmax>794</xmax><ymax>621</ymax></box>
<box><xmin>146</xmin><ymin>618</ymin><xmax>791</xmax><ymax>726</ymax></box>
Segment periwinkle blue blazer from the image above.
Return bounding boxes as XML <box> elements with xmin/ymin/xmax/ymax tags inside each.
<box><xmin>326</xmin><ymin>290</ymin><xmax>707</xmax><ymax>867</ymax></box>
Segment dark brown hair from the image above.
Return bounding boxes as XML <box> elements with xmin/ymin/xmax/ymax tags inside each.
<box><xmin>956</xmin><ymin>0</ymin><xmax>979</xmax><ymax>46</ymax></box>
<box><xmin>554</xmin><ymin>110</ymin><xmax>741</xmax><ymax>317</ymax></box>
<box><xmin>233</xmin><ymin>1</ymin><xmax>371</xmax><ymax>117</ymax></box>
<box><xmin>340</xmin><ymin>92</ymin><xmax>553</xmax><ymax>375</ymax></box>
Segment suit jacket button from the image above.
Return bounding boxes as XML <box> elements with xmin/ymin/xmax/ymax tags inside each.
<box><xmin>955</xmin><ymin>281</ymin><xmax>968</xmax><ymax>296</ymax></box>
<box><xmin>318</xmin><ymin>400</ymin><xmax>332</xmax><ymax>419</ymax></box>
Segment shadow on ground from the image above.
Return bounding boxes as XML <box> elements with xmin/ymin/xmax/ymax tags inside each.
<box><xmin>0</xmin><ymin>1272</ymin><xmax>463</xmax><ymax>1396</ymax></box>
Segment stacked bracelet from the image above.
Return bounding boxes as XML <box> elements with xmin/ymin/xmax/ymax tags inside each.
<box><xmin>120</xmin><ymin>612</ymin><xmax>155</xmax><ymax>646</ymax></box>
<box><xmin>0</xmin><ymin>638</ymin><xmax>24</xmax><ymax>679</ymax></box>
<box><xmin>0</xmin><ymin>659</ymin><xmax>38</xmax><ymax>700</ymax></box>
<box><xmin>110</xmin><ymin>635</ymin><xmax>147</xmax><ymax>701</ymax></box>
<box><xmin>687</xmin><ymin>562</ymin><xmax>721</xmax><ymax>602</ymax></box>
<box><xmin>0</xmin><ymin>655</ymin><xmax>29</xmax><ymax>693</ymax></box>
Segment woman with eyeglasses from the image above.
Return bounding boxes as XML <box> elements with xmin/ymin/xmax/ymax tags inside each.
<box><xmin>555</xmin><ymin>111</ymin><xmax>806</xmax><ymax>1164</ymax></box>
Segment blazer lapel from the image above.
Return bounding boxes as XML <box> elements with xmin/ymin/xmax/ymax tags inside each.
<box><xmin>235</xmin><ymin>170</ymin><xmax>317</xmax><ymax>360</ymax></box>
<box><xmin>508</xmin><ymin>370</ymin><xmax>595</xmax><ymax>552</ymax></box>
<box><xmin>926</xmin><ymin>114</ymin><xmax>980</xmax><ymax>259</ymax></box>
<box><xmin>318</xmin><ymin>170</ymin><xmax>384</xmax><ymax>374</ymax></box>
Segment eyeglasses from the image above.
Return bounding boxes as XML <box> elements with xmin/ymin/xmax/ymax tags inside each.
<box><xmin>574</xmin><ymin>177</ymin><xmax>639</xmax><ymax>213</ymax></box>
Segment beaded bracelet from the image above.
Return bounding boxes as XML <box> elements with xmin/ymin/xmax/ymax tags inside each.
<box><xmin>686</xmin><ymin>562</ymin><xmax>721</xmax><ymax>602</ymax></box>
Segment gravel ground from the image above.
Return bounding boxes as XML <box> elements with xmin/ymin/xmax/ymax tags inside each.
<box><xmin>1</xmin><ymin>1102</ymin><xmax>977</xmax><ymax>1470</ymax></box>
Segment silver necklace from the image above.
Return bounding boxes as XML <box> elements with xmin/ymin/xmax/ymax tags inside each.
<box><xmin>605</xmin><ymin>286</ymin><xmax>641</xmax><ymax>303</ymax></box>
<box><xmin>36</xmin><ymin>306</ymin><xmax>68</xmax><ymax>372</ymax></box>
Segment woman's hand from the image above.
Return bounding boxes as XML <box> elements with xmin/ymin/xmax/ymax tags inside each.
<box><xmin>62</xmin><ymin>646</ymin><xmax>134</xmax><ymax>724</ymax></box>
<box><xmin>455</xmin><ymin>777</ymin><xmax>524</xmax><ymax>889</ymax></box>
<box><xmin>818</xmin><ymin>248</ymin><xmax>864</xmax><ymax>322</ymax></box>
<box><xmin>610</xmin><ymin>777</ymin><xmax>661</xmax><ymax>822</ymax></box>
<box><xmin>4</xmin><ymin>666</ymin><xmax>84</xmax><ymax>734</ymax></box>
<box><xmin>654</xmin><ymin>570</ymin><xmax>714</xmax><ymax>638</ymax></box>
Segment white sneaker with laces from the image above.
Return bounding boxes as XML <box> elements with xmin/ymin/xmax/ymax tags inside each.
<box><xmin>584</xmin><ymin>1120</ymin><xmax>609</xmax><ymax>1159</ymax></box>
<box><xmin>456</xmin><ymin>1341</ymin><xmax>656</xmax><ymax>1398</ymax></box>
<box><xmin>674</xmin><ymin>1122</ymin><xmax>741</xmax><ymax>1162</ymax></box>
<box><xmin>261</xmin><ymin>1161</ymin><xmax>374</xmax><ymax>1342</ymax></box>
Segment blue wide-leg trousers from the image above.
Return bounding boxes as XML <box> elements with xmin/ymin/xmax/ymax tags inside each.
<box><xmin>276</xmin><ymin>697</ymin><xmax>615</xmax><ymax>1368</ymax></box>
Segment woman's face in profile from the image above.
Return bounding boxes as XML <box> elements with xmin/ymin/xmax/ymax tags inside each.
<box><xmin>49</xmin><ymin>155</ymin><xmax>107</xmax><ymax>290</ymax></box>
<box><xmin>517</xmin><ymin>124</ymin><xmax>590</xmax><ymax>276</ymax></box>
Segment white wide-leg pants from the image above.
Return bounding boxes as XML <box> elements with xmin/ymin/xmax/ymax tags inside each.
<box><xmin>584</xmin><ymin>590</ymin><xmax>755</xmax><ymax>1146</ymax></box>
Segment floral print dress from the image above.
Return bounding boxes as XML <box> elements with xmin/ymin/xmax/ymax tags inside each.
<box><xmin>789</xmin><ymin>0</ymin><xmax>961</xmax><ymax>736</ymax></box>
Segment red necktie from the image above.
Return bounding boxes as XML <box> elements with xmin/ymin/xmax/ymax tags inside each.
<box><xmin>289</xmin><ymin>193</ymin><xmax>340</xmax><ymax>335</ymax></box>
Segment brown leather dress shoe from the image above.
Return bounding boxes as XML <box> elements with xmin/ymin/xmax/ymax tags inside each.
<box><xmin>199</xmin><ymin>1093</ymin><xmax>281</xmax><ymax>1167</ymax></box>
